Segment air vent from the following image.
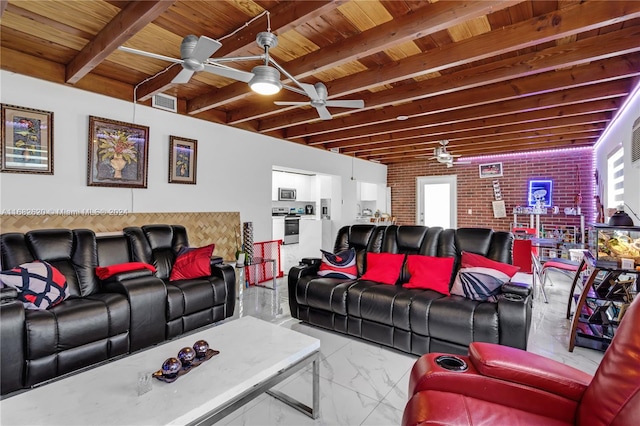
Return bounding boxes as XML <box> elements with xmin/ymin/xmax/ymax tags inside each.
<box><xmin>633</xmin><ymin>116</ymin><xmax>640</xmax><ymax>168</ymax></box>
<box><xmin>152</xmin><ymin>94</ymin><xmax>177</xmax><ymax>113</ymax></box>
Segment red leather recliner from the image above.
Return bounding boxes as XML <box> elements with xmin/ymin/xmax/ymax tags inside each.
<box><xmin>402</xmin><ymin>298</ymin><xmax>640</xmax><ymax>425</ymax></box>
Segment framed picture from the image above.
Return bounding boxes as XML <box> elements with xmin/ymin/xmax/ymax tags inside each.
<box><xmin>528</xmin><ymin>179</ymin><xmax>553</xmax><ymax>207</ymax></box>
<box><xmin>1</xmin><ymin>104</ymin><xmax>54</xmax><ymax>174</ymax></box>
<box><xmin>478</xmin><ymin>162</ymin><xmax>503</xmax><ymax>178</ymax></box>
<box><xmin>87</xmin><ymin>116</ymin><xmax>149</xmax><ymax>188</ymax></box>
<box><xmin>169</xmin><ymin>135</ymin><xmax>197</xmax><ymax>184</ymax></box>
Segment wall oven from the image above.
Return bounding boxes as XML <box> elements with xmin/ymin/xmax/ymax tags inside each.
<box><xmin>283</xmin><ymin>215</ymin><xmax>300</xmax><ymax>245</ymax></box>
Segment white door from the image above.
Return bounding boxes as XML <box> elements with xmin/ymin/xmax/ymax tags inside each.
<box><xmin>416</xmin><ymin>175</ymin><xmax>457</xmax><ymax>228</ymax></box>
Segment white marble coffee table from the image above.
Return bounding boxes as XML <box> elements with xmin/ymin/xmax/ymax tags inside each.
<box><xmin>0</xmin><ymin>316</ymin><xmax>320</xmax><ymax>425</ymax></box>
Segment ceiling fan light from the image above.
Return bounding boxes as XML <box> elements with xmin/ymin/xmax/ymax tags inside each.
<box><xmin>249</xmin><ymin>65</ymin><xmax>282</xmax><ymax>95</ymax></box>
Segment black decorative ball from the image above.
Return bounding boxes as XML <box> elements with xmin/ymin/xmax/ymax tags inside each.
<box><xmin>193</xmin><ymin>340</ymin><xmax>209</xmax><ymax>358</ymax></box>
<box><xmin>162</xmin><ymin>357</ymin><xmax>182</xmax><ymax>377</ymax></box>
<box><xmin>178</xmin><ymin>347</ymin><xmax>196</xmax><ymax>366</ymax></box>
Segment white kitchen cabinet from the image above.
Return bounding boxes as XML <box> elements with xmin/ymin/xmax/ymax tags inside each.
<box><xmin>272</xmin><ymin>171</ymin><xmax>316</xmax><ymax>202</ymax></box>
<box><xmin>360</xmin><ymin>182</ymin><xmax>378</xmax><ymax>201</ymax></box>
<box><xmin>294</xmin><ymin>174</ymin><xmax>316</xmax><ymax>202</ymax></box>
<box><xmin>280</xmin><ymin>244</ymin><xmax>300</xmax><ymax>274</ymax></box>
<box><xmin>299</xmin><ymin>218</ymin><xmax>322</xmax><ymax>259</ymax></box>
<box><xmin>272</xmin><ymin>217</ymin><xmax>285</xmax><ymax>241</ymax></box>
<box><xmin>271</xmin><ymin>171</ymin><xmax>284</xmax><ymax>201</ymax></box>
<box><xmin>319</xmin><ymin>175</ymin><xmax>332</xmax><ymax>198</ymax></box>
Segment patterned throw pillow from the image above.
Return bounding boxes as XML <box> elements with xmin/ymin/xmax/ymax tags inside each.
<box><xmin>450</xmin><ymin>267</ymin><xmax>511</xmax><ymax>302</ymax></box>
<box><xmin>0</xmin><ymin>260</ymin><xmax>69</xmax><ymax>310</ymax></box>
<box><xmin>318</xmin><ymin>248</ymin><xmax>357</xmax><ymax>279</ymax></box>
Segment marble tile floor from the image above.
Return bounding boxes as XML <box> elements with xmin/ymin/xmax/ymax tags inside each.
<box><xmin>219</xmin><ymin>269</ymin><xmax>604</xmax><ymax>425</ymax></box>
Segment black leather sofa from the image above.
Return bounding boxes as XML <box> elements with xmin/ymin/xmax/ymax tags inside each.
<box><xmin>288</xmin><ymin>224</ymin><xmax>531</xmax><ymax>356</ymax></box>
<box><xmin>0</xmin><ymin>225</ymin><xmax>235</xmax><ymax>396</ymax></box>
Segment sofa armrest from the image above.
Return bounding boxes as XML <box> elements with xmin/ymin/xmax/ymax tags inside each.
<box><xmin>101</xmin><ymin>274</ymin><xmax>167</xmax><ymax>351</ymax></box>
<box><xmin>408</xmin><ymin>351</ymin><xmax>584</xmax><ymax>424</ymax></box>
<box><xmin>1</xmin><ymin>299</ymin><xmax>25</xmax><ymax>395</ymax></box>
<box><xmin>469</xmin><ymin>342</ymin><xmax>591</xmax><ymax>401</ymax></box>
<box><xmin>496</xmin><ymin>290</ymin><xmax>532</xmax><ymax>350</ymax></box>
<box><xmin>287</xmin><ymin>262</ymin><xmax>321</xmax><ymax>318</ymax></box>
<box><xmin>502</xmin><ymin>281</ymin><xmax>531</xmax><ymax>298</ymax></box>
<box><xmin>1</xmin><ymin>287</ymin><xmax>19</xmax><ymax>304</ymax></box>
<box><xmin>212</xmin><ymin>263</ymin><xmax>236</xmax><ymax>316</ymax></box>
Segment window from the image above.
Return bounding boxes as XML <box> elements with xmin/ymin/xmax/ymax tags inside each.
<box><xmin>606</xmin><ymin>147</ymin><xmax>624</xmax><ymax>209</ymax></box>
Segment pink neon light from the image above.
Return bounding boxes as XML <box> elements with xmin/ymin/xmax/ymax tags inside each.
<box><xmin>458</xmin><ymin>146</ymin><xmax>591</xmax><ymax>163</ymax></box>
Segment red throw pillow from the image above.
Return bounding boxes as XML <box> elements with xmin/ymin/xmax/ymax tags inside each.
<box><xmin>95</xmin><ymin>262</ymin><xmax>156</xmax><ymax>279</ymax></box>
<box><xmin>169</xmin><ymin>244</ymin><xmax>215</xmax><ymax>281</ymax></box>
<box><xmin>360</xmin><ymin>252</ymin><xmax>405</xmax><ymax>285</ymax></box>
<box><xmin>461</xmin><ymin>251</ymin><xmax>520</xmax><ymax>278</ymax></box>
<box><xmin>403</xmin><ymin>255</ymin><xmax>454</xmax><ymax>295</ymax></box>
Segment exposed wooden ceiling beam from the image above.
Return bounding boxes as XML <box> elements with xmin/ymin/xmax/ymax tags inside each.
<box><xmin>66</xmin><ymin>0</ymin><xmax>176</xmax><ymax>84</ymax></box>
<box><xmin>258</xmin><ymin>25</ymin><xmax>640</xmax><ymax>133</ymax></box>
<box><xmin>310</xmin><ymin>79</ymin><xmax>630</xmax><ymax>152</ymax></box>
<box><xmin>356</xmin><ymin>125</ymin><xmax>606</xmax><ymax>158</ymax></box>
<box><xmin>378</xmin><ymin>134</ymin><xmax>598</xmax><ymax>162</ymax></box>
<box><xmin>226</xmin><ymin>0</ymin><xmax>640</xmax><ymax>125</ymax></box>
<box><xmin>340</xmin><ymin>113</ymin><xmax>611</xmax><ymax>155</ymax></box>
<box><xmin>135</xmin><ymin>0</ymin><xmax>342</xmax><ymax>101</ymax></box>
<box><xmin>325</xmin><ymin>104</ymin><xmax>618</xmax><ymax>150</ymax></box>
<box><xmin>186</xmin><ymin>0</ymin><xmax>521</xmax><ymax>114</ymax></box>
<box><xmin>289</xmin><ymin>54</ymin><xmax>640</xmax><ymax>142</ymax></box>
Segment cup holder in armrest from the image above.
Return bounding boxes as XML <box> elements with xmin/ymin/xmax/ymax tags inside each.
<box><xmin>502</xmin><ymin>293</ymin><xmax>524</xmax><ymax>302</ymax></box>
<box><xmin>435</xmin><ymin>355</ymin><xmax>468</xmax><ymax>372</ymax></box>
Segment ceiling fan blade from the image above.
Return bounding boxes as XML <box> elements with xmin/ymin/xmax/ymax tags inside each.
<box><xmin>324</xmin><ymin>100</ymin><xmax>364</xmax><ymax>109</ymax></box>
<box><xmin>191</xmin><ymin>36</ymin><xmax>222</xmax><ymax>62</ymax></box>
<box><xmin>203</xmin><ymin>64</ymin><xmax>253</xmax><ymax>82</ymax></box>
<box><xmin>299</xmin><ymin>83</ymin><xmax>320</xmax><ymax>100</ymax></box>
<box><xmin>316</xmin><ymin>106</ymin><xmax>332</xmax><ymax>120</ymax></box>
<box><xmin>118</xmin><ymin>46</ymin><xmax>182</xmax><ymax>64</ymax></box>
<box><xmin>172</xmin><ymin>68</ymin><xmax>195</xmax><ymax>84</ymax></box>
<box><xmin>274</xmin><ymin>101</ymin><xmax>311</xmax><ymax>106</ymax></box>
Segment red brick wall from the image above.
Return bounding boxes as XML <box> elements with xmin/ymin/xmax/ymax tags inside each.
<box><xmin>387</xmin><ymin>148</ymin><xmax>594</xmax><ymax>233</ymax></box>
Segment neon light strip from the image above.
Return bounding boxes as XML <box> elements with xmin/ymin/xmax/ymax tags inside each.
<box><xmin>593</xmin><ymin>79</ymin><xmax>640</xmax><ymax>152</ymax></box>
<box><xmin>459</xmin><ymin>146</ymin><xmax>592</xmax><ymax>163</ymax></box>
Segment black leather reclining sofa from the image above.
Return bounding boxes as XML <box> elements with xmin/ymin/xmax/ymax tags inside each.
<box><xmin>0</xmin><ymin>225</ymin><xmax>234</xmax><ymax>396</ymax></box>
<box><xmin>288</xmin><ymin>224</ymin><xmax>531</xmax><ymax>356</ymax></box>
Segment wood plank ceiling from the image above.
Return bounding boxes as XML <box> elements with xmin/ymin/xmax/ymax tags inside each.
<box><xmin>2</xmin><ymin>0</ymin><xmax>639</xmax><ymax>164</ymax></box>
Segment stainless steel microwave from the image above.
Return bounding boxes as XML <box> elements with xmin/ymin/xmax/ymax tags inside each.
<box><xmin>278</xmin><ymin>187</ymin><xmax>297</xmax><ymax>201</ymax></box>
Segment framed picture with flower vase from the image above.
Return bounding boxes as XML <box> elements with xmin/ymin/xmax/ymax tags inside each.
<box><xmin>1</xmin><ymin>104</ymin><xmax>54</xmax><ymax>174</ymax></box>
<box><xmin>168</xmin><ymin>135</ymin><xmax>197</xmax><ymax>184</ymax></box>
<box><xmin>87</xmin><ymin>116</ymin><xmax>149</xmax><ymax>188</ymax></box>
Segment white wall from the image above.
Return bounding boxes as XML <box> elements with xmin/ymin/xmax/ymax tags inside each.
<box><xmin>594</xmin><ymin>81</ymin><xmax>640</xmax><ymax>224</ymax></box>
<box><xmin>0</xmin><ymin>71</ymin><xmax>387</xmax><ymax>242</ymax></box>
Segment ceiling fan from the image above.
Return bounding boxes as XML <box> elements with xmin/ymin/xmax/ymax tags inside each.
<box><xmin>429</xmin><ymin>140</ymin><xmax>462</xmax><ymax>166</ymax></box>
<box><xmin>118</xmin><ymin>31</ymin><xmax>365</xmax><ymax>120</ymax></box>
<box><xmin>275</xmin><ymin>82</ymin><xmax>364</xmax><ymax>120</ymax></box>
